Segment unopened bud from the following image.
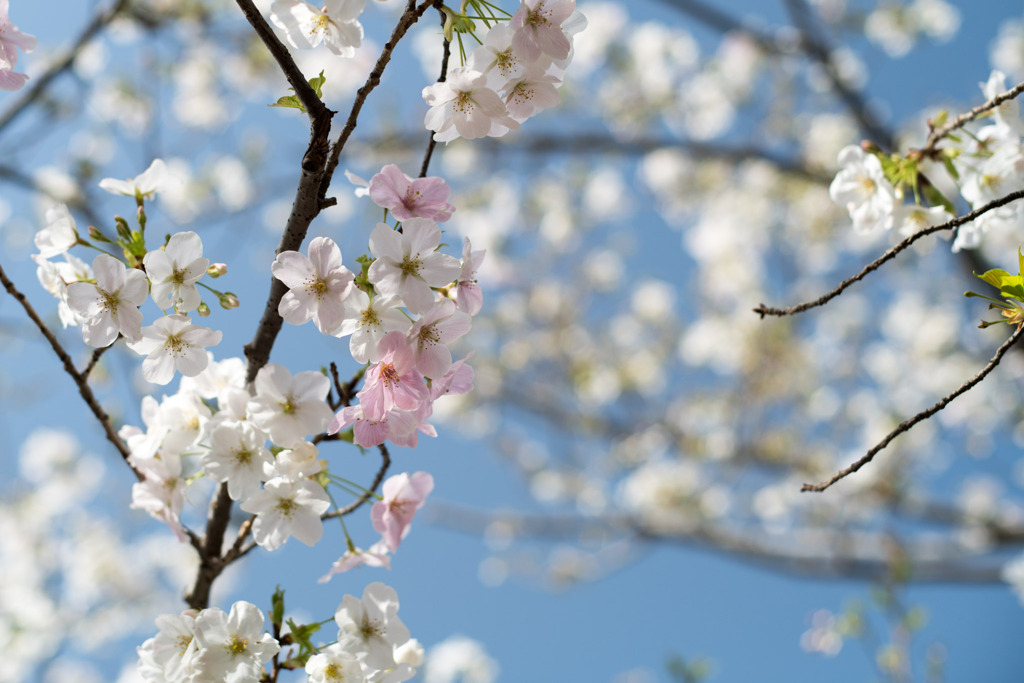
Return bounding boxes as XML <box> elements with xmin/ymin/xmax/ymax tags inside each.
<box><xmin>219</xmin><ymin>292</ymin><xmax>239</xmax><ymax>310</ymax></box>
<box><xmin>88</xmin><ymin>225</ymin><xmax>111</xmax><ymax>243</ymax></box>
<box><xmin>196</xmin><ymin>302</ymin><xmax>211</xmax><ymax>317</ymax></box>
<box><xmin>136</xmin><ymin>205</ymin><xmax>147</xmax><ymax>229</ymax></box>
<box><xmin>114</xmin><ymin>215</ymin><xmax>132</xmax><ymax>242</ymax></box>
<box><xmin>207</xmin><ymin>263</ymin><xmax>228</xmax><ymax>278</ymax></box>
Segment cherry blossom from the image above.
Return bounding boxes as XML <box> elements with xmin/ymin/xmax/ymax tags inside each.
<box><xmin>136</xmin><ymin>611</ymin><xmax>199</xmax><ymax>683</ymax></box>
<box><xmin>328</xmin><ymin>403</ymin><xmax>419</xmax><ymax>448</ymax></box>
<box><xmin>127</xmin><ymin>314</ymin><xmax>223</xmax><ymax>385</ymax></box>
<box><xmin>371</xmin><ymin>472</ymin><xmax>434</xmax><ymax>553</ymax></box>
<box><xmin>318</xmin><ymin>541</ymin><xmax>391</xmax><ymax>583</ymax></box>
<box><xmin>335</xmin><ymin>290</ymin><xmax>409</xmax><ymax>364</ymax></box>
<box><xmin>204</xmin><ymin>422</ymin><xmax>273</xmax><ymax>501</ymax></box>
<box><xmin>509</xmin><ymin>0</ymin><xmax>575</xmax><ymax>61</ymax></box>
<box><xmin>828</xmin><ymin>145</ymin><xmax>896</xmax><ymax>233</ymax></box>
<box><xmin>368</xmin><ymin>164</ymin><xmax>455</xmax><ymax>222</ymax></box>
<box><xmin>270</xmin><ymin>0</ymin><xmax>364</xmax><ymax>58</ymax></box>
<box><xmin>272</xmin><ymin>235</ymin><xmax>354</xmax><ymax>334</ymax></box>
<box><xmin>453</xmin><ymin>237</ymin><xmax>485</xmax><ymax>315</ymax></box>
<box><xmin>367</xmin><ymin>219</ymin><xmax>461</xmax><ymax>314</ymax></box>
<box><xmin>429</xmin><ymin>353</ymin><xmax>475</xmax><ymax>401</ymax></box>
<box><xmin>247</xmin><ymin>363</ymin><xmax>333</xmax><ymax>447</ymax></box>
<box><xmin>503</xmin><ymin>67</ymin><xmax>562</xmax><ymax>121</ymax></box>
<box><xmin>240</xmin><ymin>477</ymin><xmax>331</xmax><ymax>550</ymax></box>
<box><xmin>468</xmin><ymin>24</ymin><xmax>530</xmax><ymax>86</ymax></box>
<box><xmin>407</xmin><ymin>299</ymin><xmax>472</xmax><ymax>379</ymax></box>
<box><xmin>33</xmin><ymin>203</ymin><xmax>78</xmax><ymax>259</ymax></box>
<box><xmin>98</xmin><ymin>158</ymin><xmax>171</xmax><ymax>201</ymax></box>
<box><xmin>191</xmin><ymin>602</ymin><xmax>280</xmax><ymax>683</ymax></box>
<box><xmin>130</xmin><ymin>453</ymin><xmax>188</xmax><ymax>541</ymax></box>
<box><xmin>143</xmin><ymin>231</ymin><xmax>209</xmax><ymax>313</ymax></box>
<box><xmin>305</xmin><ymin>644</ymin><xmax>368</xmax><ymax>683</ymax></box>
<box><xmin>335</xmin><ymin>582</ymin><xmax>411</xmax><ymax>671</ymax></box>
<box><xmin>422</xmin><ymin>67</ymin><xmax>520</xmax><ymax>142</ymax></box>
<box><xmin>0</xmin><ymin>0</ymin><xmax>36</xmax><ymax>92</ymax></box>
<box><xmin>358</xmin><ymin>331</ymin><xmax>428</xmax><ymax>421</ymax></box>
<box><xmin>65</xmin><ymin>254</ymin><xmax>148</xmax><ymax>347</ymax></box>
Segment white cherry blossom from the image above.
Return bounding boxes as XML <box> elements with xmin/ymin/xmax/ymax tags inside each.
<box><xmin>143</xmin><ymin>231</ymin><xmax>209</xmax><ymax>313</ymax></box>
<box><xmin>98</xmin><ymin>158</ymin><xmax>171</xmax><ymax>200</ymax></box>
<box><xmin>828</xmin><ymin>145</ymin><xmax>896</xmax><ymax>233</ymax></box>
<box><xmin>422</xmin><ymin>67</ymin><xmax>520</xmax><ymax>142</ymax></box>
<box><xmin>272</xmin><ymin>235</ymin><xmax>354</xmax><ymax>334</ymax></box>
<box><xmin>240</xmin><ymin>477</ymin><xmax>330</xmax><ymax>550</ymax></box>
<box><xmin>247</xmin><ymin>363</ymin><xmax>333</xmax><ymax>447</ymax></box>
<box><xmin>192</xmin><ymin>602</ymin><xmax>280</xmax><ymax>682</ymax></box>
<box><xmin>66</xmin><ymin>254</ymin><xmax>148</xmax><ymax>347</ymax></box>
<box><xmin>33</xmin><ymin>203</ymin><xmax>78</xmax><ymax>259</ymax></box>
<box><xmin>367</xmin><ymin>220</ymin><xmax>461</xmax><ymax>314</ymax></box>
<box><xmin>127</xmin><ymin>314</ymin><xmax>223</xmax><ymax>385</ymax></box>
<box><xmin>270</xmin><ymin>0</ymin><xmax>365</xmax><ymax>58</ymax></box>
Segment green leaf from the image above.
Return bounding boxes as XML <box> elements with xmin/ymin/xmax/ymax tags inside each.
<box><xmin>271</xmin><ymin>586</ymin><xmax>285</xmax><ymax>629</ymax></box>
<box><xmin>268</xmin><ymin>71</ymin><xmax>327</xmax><ymax>114</ymax></box>
<box><xmin>976</xmin><ymin>267</ymin><xmax>1011</xmax><ymax>290</ymax></box>
<box><xmin>269</xmin><ymin>94</ymin><xmax>305</xmax><ymax>113</ymax></box>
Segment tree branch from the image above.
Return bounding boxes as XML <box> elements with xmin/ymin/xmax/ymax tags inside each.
<box><xmin>0</xmin><ymin>260</ymin><xmax>140</xmax><ymax>480</ymax></box>
<box><xmin>803</xmin><ymin>323</ymin><xmax>1024</xmax><ymax>492</ymax></box>
<box><xmin>754</xmin><ymin>189</ymin><xmax>1024</xmax><ymax>317</ymax></box>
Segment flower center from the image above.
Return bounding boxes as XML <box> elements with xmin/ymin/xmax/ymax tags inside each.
<box><xmin>226</xmin><ymin>633</ymin><xmax>249</xmax><ymax>656</ymax></box>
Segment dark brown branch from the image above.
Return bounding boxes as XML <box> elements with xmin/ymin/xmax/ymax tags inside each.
<box><xmin>233</xmin><ymin>0</ymin><xmax>330</xmax><ymax>120</ymax></box>
<box><xmin>0</xmin><ymin>261</ymin><xmax>140</xmax><ymax>480</ymax></box>
<box><xmin>784</xmin><ymin>0</ymin><xmax>894</xmax><ymax>150</ymax></box>
<box><xmin>0</xmin><ymin>0</ymin><xmax>131</xmax><ymax>135</ymax></box>
<box><xmin>185</xmin><ymin>483</ymin><xmax>233</xmax><ymax>610</ymax></box>
<box><xmin>754</xmin><ymin>189</ymin><xmax>1024</xmax><ymax>317</ymax></box>
<box><xmin>803</xmin><ymin>324</ymin><xmax>1024</xmax><ymax>492</ymax></box>
<box><xmin>323</xmin><ymin>443</ymin><xmax>391</xmax><ymax>520</ymax></box>
<box><xmin>80</xmin><ymin>346</ymin><xmax>108</xmax><ymax>380</ymax></box>
<box><xmin>918</xmin><ymin>79</ymin><xmax>1024</xmax><ymax>157</ymax></box>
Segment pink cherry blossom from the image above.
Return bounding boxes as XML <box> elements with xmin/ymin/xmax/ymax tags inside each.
<box><xmin>407</xmin><ymin>299</ymin><xmax>472</xmax><ymax>379</ymax></box>
<box><xmin>318</xmin><ymin>541</ymin><xmax>391</xmax><ymax>583</ymax></box>
<box><xmin>430</xmin><ymin>353</ymin><xmax>475</xmax><ymax>401</ymax></box>
<box><xmin>327</xmin><ymin>404</ymin><xmax>419</xmax><ymax>448</ymax></box>
<box><xmin>358</xmin><ymin>331</ymin><xmax>428</xmax><ymax>421</ymax></box>
<box><xmin>368</xmin><ymin>164</ymin><xmax>455</xmax><ymax>222</ymax></box>
<box><xmin>272</xmin><ymin>235</ymin><xmax>354</xmax><ymax>334</ymax></box>
<box><xmin>0</xmin><ymin>1</ymin><xmax>36</xmax><ymax>92</ymax></box>
<box><xmin>371</xmin><ymin>471</ymin><xmax>434</xmax><ymax>552</ymax></box>
<box><xmin>453</xmin><ymin>237</ymin><xmax>485</xmax><ymax>316</ymax></box>
<box><xmin>509</xmin><ymin>0</ymin><xmax>575</xmax><ymax>61</ymax></box>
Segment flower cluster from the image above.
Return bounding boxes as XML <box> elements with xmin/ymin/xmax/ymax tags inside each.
<box><xmin>830</xmin><ymin>69</ymin><xmax>1024</xmax><ymax>252</ymax></box>
<box><xmin>274</xmin><ymin>167</ymin><xmax>483</xmax><ymax>449</ymax></box>
<box><xmin>137</xmin><ymin>583</ymin><xmax>419</xmax><ymax>683</ymax></box>
<box><xmin>422</xmin><ymin>0</ymin><xmax>586</xmax><ymax>141</ymax></box>
<box><xmin>31</xmin><ymin>159</ymin><xmax>226</xmax><ymax>385</ymax></box>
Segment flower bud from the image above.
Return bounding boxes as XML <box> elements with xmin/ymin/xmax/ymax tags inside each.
<box><xmin>136</xmin><ymin>205</ymin><xmax>147</xmax><ymax>230</ymax></box>
<box><xmin>207</xmin><ymin>263</ymin><xmax>228</xmax><ymax>278</ymax></box>
<box><xmin>196</xmin><ymin>302</ymin><xmax>211</xmax><ymax>317</ymax></box>
<box><xmin>219</xmin><ymin>292</ymin><xmax>239</xmax><ymax>309</ymax></box>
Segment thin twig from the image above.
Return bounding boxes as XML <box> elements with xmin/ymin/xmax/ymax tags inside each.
<box><xmin>803</xmin><ymin>324</ymin><xmax>1024</xmax><ymax>493</ymax></box>
<box><xmin>81</xmin><ymin>345</ymin><xmax>108</xmax><ymax>380</ymax></box>
<box><xmin>323</xmin><ymin>443</ymin><xmax>391</xmax><ymax>519</ymax></box>
<box><xmin>0</xmin><ymin>261</ymin><xmax>140</xmax><ymax>480</ymax></box>
<box><xmin>320</xmin><ymin>0</ymin><xmax>442</xmax><ymax>201</ymax></box>
<box><xmin>0</xmin><ymin>0</ymin><xmax>131</xmax><ymax>135</ymax></box>
<box><xmin>419</xmin><ymin>13</ymin><xmax>450</xmax><ymax>178</ymax></box>
<box><xmin>754</xmin><ymin>188</ymin><xmax>1024</xmax><ymax>317</ymax></box>
<box><xmin>918</xmin><ymin>79</ymin><xmax>1024</xmax><ymax>157</ymax></box>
